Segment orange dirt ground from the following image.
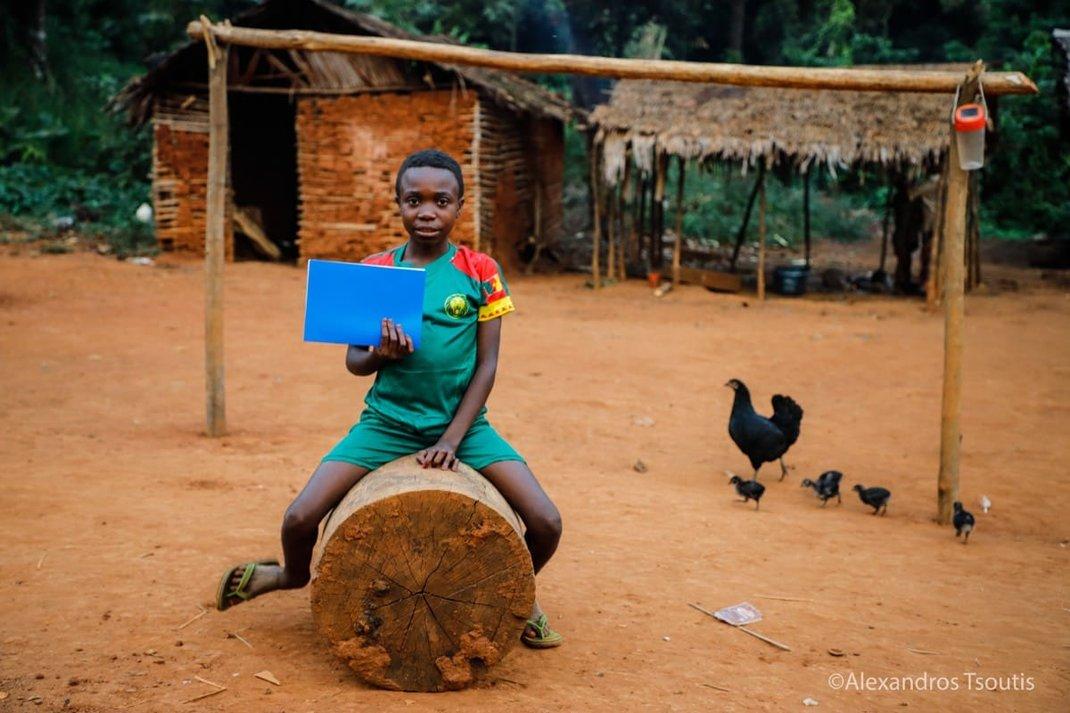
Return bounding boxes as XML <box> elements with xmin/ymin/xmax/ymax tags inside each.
<box><xmin>0</xmin><ymin>250</ymin><xmax>1067</xmax><ymax>712</ymax></box>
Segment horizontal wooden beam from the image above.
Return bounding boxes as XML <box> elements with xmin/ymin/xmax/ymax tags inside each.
<box><xmin>186</xmin><ymin>21</ymin><xmax>1037</xmax><ymax>95</ymax></box>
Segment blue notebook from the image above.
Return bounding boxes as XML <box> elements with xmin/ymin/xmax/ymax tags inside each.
<box><xmin>303</xmin><ymin>259</ymin><xmax>425</xmax><ymax>348</ymax></box>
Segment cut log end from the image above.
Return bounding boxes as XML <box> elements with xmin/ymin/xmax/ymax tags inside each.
<box><xmin>311</xmin><ymin>457</ymin><xmax>534</xmax><ymax>692</ymax></box>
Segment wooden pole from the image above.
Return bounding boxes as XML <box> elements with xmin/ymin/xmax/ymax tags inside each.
<box><xmin>588</xmin><ymin>136</ymin><xmax>602</xmax><ymax>289</ymax></box>
<box><xmin>186</xmin><ymin>21</ymin><xmax>1036</xmax><ymax>95</ymax></box>
<box><xmin>204</xmin><ymin>23</ymin><xmax>228</xmax><ymax>438</ymax></box>
<box><xmin>672</xmin><ymin>157</ymin><xmax>686</xmax><ymax>284</ymax></box>
<box><xmin>730</xmin><ymin>164</ymin><xmax>765</xmax><ymax>271</ymax></box>
<box><xmin>802</xmin><ymin>169</ymin><xmax>812</xmax><ymax>268</ymax></box>
<box><xmin>937</xmin><ymin>62</ymin><xmax>983</xmax><ymax>525</ymax></box>
<box><xmin>606</xmin><ymin>181</ymin><xmax>617</xmax><ymax>282</ymax></box>
<box><xmin>878</xmin><ymin>173</ymin><xmax>892</xmax><ymax>273</ymax></box>
<box><xmin>651</xmin><ymin>153</ymin><xmax>668</xmax><ymax>274</ymax></box>
<box><xmin>926</xmin><ymin>155</ymin><xmax>950</xmax><ymax>309</ymax></box>
<box><xmin>620</xmin><ymin>157</ymin><xmax>632</xmax><ymax>279</ymax></box>
<box><xmin>757</xmin><ymin>165</ymin><xmax>767</xmax><ymax>301</ymax></box>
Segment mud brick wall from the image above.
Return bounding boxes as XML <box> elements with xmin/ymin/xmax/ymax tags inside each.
<box><xmin>477</xmin><ymin>100</ymin><xmax>531</xmax><ymax>273</ymax></box>
<box><xmin>296</xmin><ymin>90</ymin><xmax>478</xmax><ymax>261</ymax></box>
<box><xmin>529</xmin><ymin>117</ymin><xmax>564</xmax><ymax>249</ymax></box>
<box><xmin>151</xmin><ymin>95</ymin><xmax>232</xmax><ymax>258</ymax></box>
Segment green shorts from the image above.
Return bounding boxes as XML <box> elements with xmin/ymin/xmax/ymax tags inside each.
<box><xmin>322</xmin><ymin>409</ymin><xmax>524</xmax><ymax>471</ymax></box>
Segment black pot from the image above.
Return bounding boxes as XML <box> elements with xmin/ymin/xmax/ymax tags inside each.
<box><xmin>773</xmin><ymin>264</ymin><xmax>810</xmax><ymax>296</ymax></box>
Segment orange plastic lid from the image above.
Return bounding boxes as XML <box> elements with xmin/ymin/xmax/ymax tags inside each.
<box><xmin>954</xmin><ymin>103</ymin><xmax>986</xmax><ymax>132</ymax></box>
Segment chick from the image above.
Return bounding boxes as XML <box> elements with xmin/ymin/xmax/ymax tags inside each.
<box><xmin>953</xmin><ymin>501</ymin><xmax>975</xmax><ymax>544</ymax></box>
<box><xmin>801</xmin><ymin>470</ymin><xmax>843</xmax><ymax>506</ymax></box>
<box><xmin>852</xmin><ymin>484</ymin><xmax>890</xmax><ymax>516</ymax></box>
<box><xmin>729</xmin><ymin>475</ymin><xmax>766</xmax><ymax>510</ymax></box>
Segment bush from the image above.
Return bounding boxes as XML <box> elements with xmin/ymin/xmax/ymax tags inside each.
<box><xmin>677</xmin><ymin>163</ymin><xmax>874</xmax><ymax>247</ymax></box>
<box><xmin>0</xmin><ymin>162</ymin><xmax>155</xmax><ymax>257</ymax></box>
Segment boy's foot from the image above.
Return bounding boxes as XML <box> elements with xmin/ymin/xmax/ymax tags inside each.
<box><xmin>521</xmin><ymin>612</ymin><xmax>563</xmax><ymax>649</ymax></box>
<box><xmin>216</xmin><ymin>559</ymin><xmax>284</xmax><ymax>611</ymax></box>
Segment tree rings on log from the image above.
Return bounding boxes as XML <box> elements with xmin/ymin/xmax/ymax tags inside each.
<box><xmin>310</xmin><ymin>456</ymin><xmax>535</xmax><ymax>692</ymax></box>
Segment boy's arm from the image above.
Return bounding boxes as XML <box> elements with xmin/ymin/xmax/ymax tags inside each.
<box><xmin>417</xmin><ymin>317</ymin><xmax>501</xmax><ymax>470</ymax></box>
<box><xmin>346</xmin><ymin>318</ymin><xmax>413</xmax><ymax>376</ymax></box>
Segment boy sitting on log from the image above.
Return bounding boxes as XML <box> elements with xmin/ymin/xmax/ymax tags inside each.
<box><xmin>216</xmin><ymin>149</ymin><xmax>563</xmax><ymax>648</ymax></box>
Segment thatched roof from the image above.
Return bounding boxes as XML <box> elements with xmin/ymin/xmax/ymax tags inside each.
<box><xmin>589</xmin><ymin>65</ymin><xmax>973</xmax><ymax>181</ymax></box>
<box><xmin>114</xmin><ymin>0</ymin><xmax>576</xmax><ymax>125</ymax></box>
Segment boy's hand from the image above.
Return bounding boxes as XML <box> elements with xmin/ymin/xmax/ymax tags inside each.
<box><xmin>373</xmin><ymin>318</ymin><xmax>414</xmax><ymax>361</ymax></box>
<box><xmin>416</xmin><ymin>437</ymin><xmax>459</xmax><ymax>471</ymax></box>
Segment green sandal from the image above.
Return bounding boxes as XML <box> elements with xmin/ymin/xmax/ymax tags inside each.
<box><xmin>521</xmin><ymin>613</ymin><xmax>564</xmax><ymax>649</ymax></box>
<box><xmin>215</xmin><ymin>559</ymin><xmax>279</xmax><ymax>612</ymax></box>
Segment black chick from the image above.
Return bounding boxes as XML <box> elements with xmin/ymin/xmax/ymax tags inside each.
<box><xmin>801</xmin><ymin>470</ymin><xmax>843</xmax><ymax>506</ymax></box>
<box><xmin>852</xmin><ymin>484</ymin><xmax>891</xmax><ymax>515</ymax></box>
<box><xmin>729</xmin><ymin>475</ymin><xmax>766</xmax><ymax>510</ymax></box>
<box><xmin>953</xmin><ymin>501</ymin><xmax>975</xmax><ymax>543</ymax></box>
<box><xmin>725</xmin><ymin>379</ymin><xmax>804</xmax><ymax>481</ymax></box>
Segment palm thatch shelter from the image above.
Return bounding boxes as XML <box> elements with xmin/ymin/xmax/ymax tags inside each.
<box><xmin>114</xmin><ymin>0</ymin><xmax>576</xmax><ymax>270</ymax></box>
<box><xmin>587</xmin><ymin>65</ymin><xmax>984</xmax><ymax>295</ymax></box>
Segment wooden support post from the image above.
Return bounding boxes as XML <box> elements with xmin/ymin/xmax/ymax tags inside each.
<box><xmin>606</xmin><ymin>181</ymin><xmax>617</xmax><ymax>282</ymax></box>
<box><xmin>730</xmin><ymin>164</ymin><xmax>765</xmax><ymax>272</ymax></box>
<box><xmin>937</xmin><ymin>62</ymin><xmax>983</xmax><ymax>525</ymax></box>
<box><xmin>651</xmin><ymin>153</ymin><xmax>668</xmax><ymax>273</ymax></box>
<box><xmin>879</xmin><ymin>173</ymin><xmax>892</xmax><ymax>273</ymax></box>
<box><xmin>620</xmin><ymin>157</ymin><xmax>632</xmax><ymax>279</ymax></box>
<box><xmin>672</xmin><ymin>157</ymin><xmax>686</xmax><ymax>285</ymax></box>
<box><xmin>757</xmin><ymin>165</ymin><xmax>767</xmax><ymax>301</ymax></box>
<box><xmin>802</xmin><ymin>169</ymin><xmax>812</xmax><ymax>268</ymax></box>
<box><xmin>926</xmin><ymin>156</ymin><xmax>950</xmax><ymax>309</ymax></box>
<box><xmin>588</xmin><ymin>136</ymin><xmax>602</xmax><ymax>289</ymax></box>
<box><xmin>204</xmin><ymin>23</ymin><xmax>228</xmax><ymax>438</ymax></box>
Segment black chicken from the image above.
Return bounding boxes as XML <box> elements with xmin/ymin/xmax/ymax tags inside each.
<box><xmin>852</xmin><ymin>484</ymin><xmax>891</xmax><ymax>516</ymax></box>
<box><xmin>801</xmin><ymin>470</ymin><xmax>843</xmax><ymax>506</ymax></box>
<box><xmin>729</xmin><ymin>475</ymin><xmax>766</xmax><ymax>510</ymax></box>
<box><xmin>725</xmin><ymin>379</ymin><xmax>803</xmax><ymax>481</ymax></box>
<box><xmin>953</xmin><ymin>501</ymin><xmax>975</xmax><ymax>543</ymax></box>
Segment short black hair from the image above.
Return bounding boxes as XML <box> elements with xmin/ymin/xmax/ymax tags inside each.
<box><xmin>395</xmin><ymin>149</ymin><xmax>464</xmax><ymax>198</ymax></box>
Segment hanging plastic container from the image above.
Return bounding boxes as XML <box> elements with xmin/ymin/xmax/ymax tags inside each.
<box><xmin>953</xmin><ymin>102</ymin><xmax>986</xmax><ymax>171</ymax></box>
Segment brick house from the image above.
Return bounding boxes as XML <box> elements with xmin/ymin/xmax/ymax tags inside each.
<box><xmin>115</xmin><ymin>0</ymin><xmax>575</xmax><ymax>270</ymax></box>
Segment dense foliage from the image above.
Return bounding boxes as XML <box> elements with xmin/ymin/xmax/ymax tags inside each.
<box><xmin>0</xmin><ymin>0</ymin><xmax>1066</xmax><ymax>252</ymax></box>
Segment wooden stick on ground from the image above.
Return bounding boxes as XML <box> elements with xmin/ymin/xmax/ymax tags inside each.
<box><xmin>688</xmin><ymin>602</ymin><xmax>792</xmax><ymax>652</ymax></box>
<box><xmin>185</xmin><ymin>21</ymin><xmax>1037</xmax><ymax>95</ymax></box>
<box><xmin>184</xmin><ymin>687</ymin><xmax>226</xmax><ymax>704</ymax></box>
<box><xmin>175</xmin><ymin>607</ymin><xmax>208</xmax><ymax>630</ymax></box>
<box><xmin>754</xmin><ymin>594</ymin><xmax>815</xmax><ymax>603</ymax></box>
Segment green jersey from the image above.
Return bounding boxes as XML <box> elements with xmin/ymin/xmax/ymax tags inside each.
<box><xmin>359</xmin><ymin>242</ymin><xmax>514</xmax><ymax>431</ymax></box>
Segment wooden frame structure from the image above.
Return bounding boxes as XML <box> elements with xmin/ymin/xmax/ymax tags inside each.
<box><xmin>188</xmin><ymin>20</ymin><xmax>1035</xmax><ymax>524</ymax></box>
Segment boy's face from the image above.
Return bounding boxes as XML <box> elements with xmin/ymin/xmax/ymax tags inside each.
<box><xmin>396</xmin><ymin>166</ymin><xmax>464</xmax><ymax>246</ymax></box>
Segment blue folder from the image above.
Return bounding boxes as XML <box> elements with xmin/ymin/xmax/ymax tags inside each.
<box><xmin>303</xmin><ymin>259</ymin><xmax>425</xmax><ymax>348</ymax></box>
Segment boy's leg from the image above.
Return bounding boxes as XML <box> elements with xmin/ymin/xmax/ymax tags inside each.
<box><xmin>479</xmin><ymin>460</ymin><xmax>562</xmax><ymax>573</ymax></box>
<box><xmin>221</xmin><ymin>461</ymin><xmax>368</xmax><ymax>603</ymax></box>
<box><xmin>479</xmin><ymin>459</ymin><xmax>564</xmax><ymax>646</ymax></box>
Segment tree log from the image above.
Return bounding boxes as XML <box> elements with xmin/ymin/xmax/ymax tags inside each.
<box><xmin>311</xmin><ymin>456</ymin><xmax>535</xmax><ymax>692</ymax></box>
<box><xmin>186</xmin><ymin>21</ymin><xmax>1036</xmax><ymax>95</ymax></box>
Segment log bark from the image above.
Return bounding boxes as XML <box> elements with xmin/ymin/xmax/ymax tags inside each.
<box><xmin>186</xmin><ymin>21</ymin><xmax>1036</xmax><ymax>95</ymax></box>
<box><xmin>311</xmin><ymin>456</ymin><xmax>535</xmax><ymax>692</ymax></box>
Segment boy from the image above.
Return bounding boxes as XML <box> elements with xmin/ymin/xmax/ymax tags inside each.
<box><xmin>216</xmin><ymin>149</ymin><xmax>563</xmax><ymax>648</ymax></box>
